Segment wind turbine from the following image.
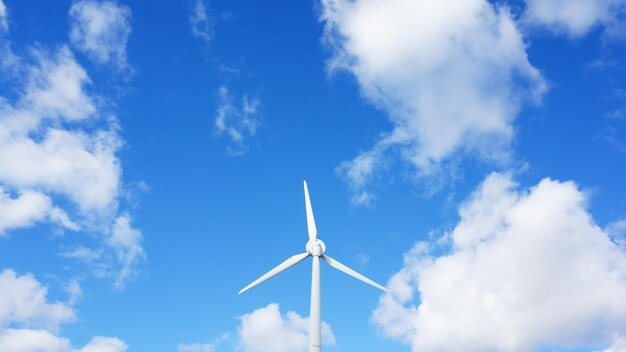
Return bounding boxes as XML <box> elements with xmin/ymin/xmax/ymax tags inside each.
<box><xmin>239</xmin><ymin>180</ymin><xmax>388</xmax><ymax>352</ymax></box>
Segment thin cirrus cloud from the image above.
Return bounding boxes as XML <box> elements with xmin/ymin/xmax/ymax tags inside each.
<box><xmin>214</xmin><ymin>85</ymin><xmax>261</xmax><ymax>156</ymax></box>
<box><xmin>372</xmin><ymin>172</ymin><xmax>626</xmax><ymax>351</ymax></box>
<box><xmin>320</xmin><ymin>0</ymin><xmax>547</xmax><ymax>204</ymax></box>
<box><xmin>187</xmin><ymin>0</ymin><xmax>213</xmax><ymax>44</ymax></box>
<box><xmin>0</xmin><ymin>0</ymin><xmax>144</xmax><ymax>288</ymax></box>
<box><xmin>0</xmin><ymin>0</ymin><xmax>7</xmax><ymax>33</ymax></box>
<box><xmin>523</xmin><ymin>0</ymin><xmax>626</xmax><ymax>38</ymax></box>
<box><xmin>0</xmin><ymin>269</ymin><xmax>128</xmax><ymax>352</ymax></box>
<box><xmin>178</xmin><ymin>342</ymin><xmax>214</xmax><ymax>352</ymax></box>
<box><xmin>183</xmin><ymin>1</ymin><xmax>262</xmax><ymax>157</ymax></box>
<box><xmin>69</xmin><ymin>0</ymin><xmax>132</xmax><ymax>69</ymax></box>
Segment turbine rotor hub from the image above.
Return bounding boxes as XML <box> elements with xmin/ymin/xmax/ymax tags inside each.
<box><xmin>306</xmin><ymin>238</ymin><xmax>326</xmax><ymax>256</ymax></box>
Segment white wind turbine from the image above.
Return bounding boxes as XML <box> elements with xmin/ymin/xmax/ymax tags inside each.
<box><xmin>239</xmin><ymin>180</ymin><xmax>388</xmax><ymax>352</ymax></box>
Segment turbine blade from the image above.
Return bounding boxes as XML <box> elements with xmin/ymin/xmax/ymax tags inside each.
<box><xmin>322</xmin><ymin>254</ymin><xmax>388</xmax><ymax>292</ymax></box>
<box><xmin>303</xmin><ymin>180</ymin><xmax>317</xmax><ymax>240</ymax></box>
<box><xmin>239</xmin><ymin>252</ymin><xmax>310</xmax><ymax>294</ymax></box>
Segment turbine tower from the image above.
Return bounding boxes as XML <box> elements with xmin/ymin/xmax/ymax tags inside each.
<box><xmin>239</xmin><ymin>180</ymin><xmax>388</xmax><ymax>352</ymax></box>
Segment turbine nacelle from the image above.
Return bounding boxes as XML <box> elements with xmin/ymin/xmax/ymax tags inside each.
<box><xmin>306</xmin><ymin>238</ymin><xmax>326</xmax><ymax>256</ymax></box>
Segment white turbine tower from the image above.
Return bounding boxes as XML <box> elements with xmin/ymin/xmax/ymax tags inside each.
<box><xmin>239</xmin><ymin>180</ymin><xmax>388</xmax><ymax>352</ymax></box>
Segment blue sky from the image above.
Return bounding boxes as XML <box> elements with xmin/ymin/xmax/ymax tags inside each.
<box><xmin>1</xmin><ymin>0</ymin><xmax>626</xmax><ymax>351</ymax></box>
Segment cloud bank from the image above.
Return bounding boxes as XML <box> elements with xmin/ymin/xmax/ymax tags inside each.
<box><xmin>373</xmin><ymin>173</ymin><xmax>626</xmax><ymax>351</ymax></box>
<box><xmin>0</xmin><ymin>0</ymin><xmax>143</xmax><ymax>287</ymax></box>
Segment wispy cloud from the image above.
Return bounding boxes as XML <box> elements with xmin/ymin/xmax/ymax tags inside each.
<box><xmin>187</xmin><ymin>0</ymin><xmax>213</xmax><ymax>44</ymax></box>
<box><xmin>108</xmin><ymin>213</ymin><xmax>145</xmax><ymax>289</ymax></box>
<box><xmin>0</xmin><ymin>0</ymin><xmax>8</xmax><ymax>33</ymax></box>
<box><xmin>178</xmin><ymin>342</ymin><xmax>214</xmax><ymax>352</ymax></box>
<box><xmin>321</xmin><ymin>0</ymin><xmax>546</xmax><ymax>203</ymax></box>
<box><xmin>523</xmin><ymin>0</ymin><xmax>626</xmax><ymax>39</ymax></box>
<box><xmin>69</xmin><ymin>0</ymin><xmax>132</xmax><ymax>69</ymax></box>
<box><xmin>373</xmin><ymin>172</ymin><xmax>626</xmax><ymax>351</ymax></box>
<box><xmin>214</xmin><ymin>85</ymin><xmax>261</xmax><ymax>156</ymax></box>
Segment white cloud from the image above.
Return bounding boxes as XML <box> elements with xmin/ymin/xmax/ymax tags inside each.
<box><xmin>60</xmin><ymin>247</ymin><xmax>103</xmax><ymax>263</ymax></box>
<box><xmin>606</xmin><ymin>219</ymin><xmax>626</xmax><ymax>250</ymax></box>
<box><xmin>372</xmin><ymin>173</ymin><xmax>626</xmax><ymax>351</ymax></box>
<box><xmin>321</xmin><ymin>0</ymin><xmax>546</xmax><ymax>201</ymax></box>
<box><xmin>69</xmin><ymin>0</ymin><xmax>132</xmax><ymax>68</ymax></box>
<box><xmin>601</xmin><ymin>336</ymin><xmax>626</xmax><ymax>352</ymax></box>
<box><xmin>23</xmin><ymin>47</ymin><xmax>95</xmax><ymax>120</ymax></box>
<box><xmin>178</xmin><ymin>342</ymin><xmax>214</xmax><ymax>352</ymax></box>
<box><xmin>214</xmin><ymin>85</ymin><xmax>261</xmax><ymax>156</ymax></box>
<box><xmin>0</xmin><ymin>270</ymin><xmax>128</xmax><ymax>351</ymax></box>
<box><xmin>0</xmin><ymin>47</ymin><xmax>119</xmax><ymax>215</ymax></box>
<box><xmin>0</xmin><ymin>329</ymin><xmax>127</xmax><ymax>352</ymax></box>
<box><xmin>0</xmin><ymin>269</ymin><xmax>75</xmax><ymax>333</ymax></box>
<box><xmin>79</xmin><ymin>336</ymin><xmax>127</xmax><ymax>352</ymax></box>
<box><xmin>64</xmin><ymin>280</ymin><xmax>82</xmax><ymax>307</ymax></box>
<box><xmin>0</xmin><ymin>0</ymin><xmax>8</xmax><ymax>33</ymax></box>
<box><xmin>108</xmin><ymin>213</ymin><xmax>145</xmax><ymax>289</ymax></box>
<box><xmin>238</xmin><ymin>303</ymin><xmax>335</xmax><ymax>352</ymax></box>
<box><xmin>187</xmin><ymin>0</ymin><xmax>213</xmax><ymax>43</ymax></box>
<box><xmin>523</xmin><ymin>0</ymin><xmax>626</xmax><ymax>38</ymax></box>
<box><xmin>0</xmin><ymin>188</ymin><xmax>51</xmax><ymax>234</ymax></box>
<box><xmin>0</xmin><ymin>36</ymin><xmax>143</xmax><ymax>286</ymax></box>
<box><xmin>0</xmin><ymin>329</ymin><xmax>71</xmax><ymax>352</ymax></box>
<box><xmin>0</xmin><ymin>187</ymin><xmax>79</xmax><ymax>235</ymax></box>
<box><xmin>49</xmin><ymin>207</ymin><xmax>80</xmax><ymax>232</ymax></box>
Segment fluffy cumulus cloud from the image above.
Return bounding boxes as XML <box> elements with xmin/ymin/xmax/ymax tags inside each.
<box><xmin>0</xmin><ymin>269</ymin><xmax>74</xmax><ymax>332</ymax></box>
<box><xmin>0</xmin><ymin>46</ymin><xmax>118</xmax><ymax>219</ymax></box>
<box><xmin>238</xmin><ymin>303</ymin><xmax>335</xmax><ymax>352</ymax></box>
<box><xmin>79</xmin><ymin>336</ymin><xmax>127</xmax><ymax>352</ymax></box>
<box><xmin>372</xmin><ymin>173</ymin><xmax>626</xmax><ymax>351</ymax></box>
<box><xmin>0</xmin><ymin>269</ymin><xmax>127</xmax><ymax>352</ymax></box>
<box><xmin>0</xmin><ymin>188</ymin><xmax>60</xmax><ymax>235</ymax></box>
<box><xmin>187</xmin><ymin>0</ymin><xmax>213</xmax><ymax>43</ymax></box>
<box><xmin>214</xmin><ymin>86</ymin><xmax>261</xmax><ymax>156</ymax></box>
<box><xmin>524</xmin><ymin>0</ymin><xmax>626</xmax><ymax>38</ymax></box>
<box><xmin>320</xmin><ymin>0</ymin><xmax>546</xmax><ymax>202</ymax></box>
<box><xmin>69</xmin><ymin>0</ymin><xmax>132</xmax><ymax>68</ymax></box>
